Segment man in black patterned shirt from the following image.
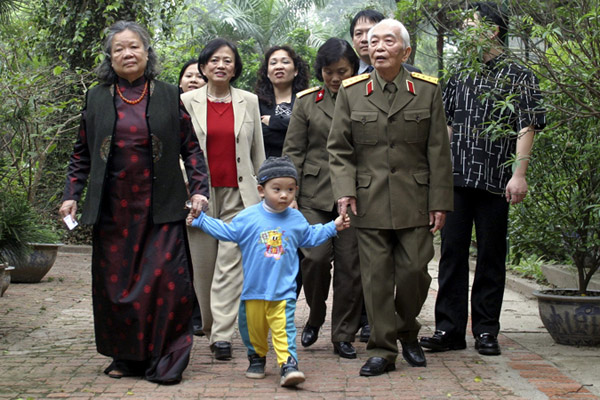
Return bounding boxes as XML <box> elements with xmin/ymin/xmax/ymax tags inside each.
<box><xmin>420</xmin><ymin>2</ymin><xmax>545</xmax><ymax>356</ymax></box>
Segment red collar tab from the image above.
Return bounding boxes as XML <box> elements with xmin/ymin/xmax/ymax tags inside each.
<box><xmin>366</xmin><ymin>80</ymin><xmax>373</xmax><ymax>96</ymax></box>
<box><xmin>406</xmin><ymin>80</ymin><xmax>415</xmax><ymax>95</ymax></box>
<box><xmin>315</xmin><ymin>89</ymin><xmax>325</xmax><ymax>103</ymax></box>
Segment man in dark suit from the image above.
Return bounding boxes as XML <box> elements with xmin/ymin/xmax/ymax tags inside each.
<box><xmin>350</xmin><ymin>9</ymin><xmax>421</xmax><ymax>74</ymax></box>
<box><xmin>328</xmin><ymin>18</ymin><xmax>453</xmax><ymax>376</ymax></box>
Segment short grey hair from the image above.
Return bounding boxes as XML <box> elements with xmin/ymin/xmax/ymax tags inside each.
<box><xmin>96</xmin><ymin>21</ymin><xmax>160</xmax><ymax>84</ymax></box>
<box><xmin>367</xmin><ymin>18</ymin><xmax>411</xmax><ymax>49</ymax></box>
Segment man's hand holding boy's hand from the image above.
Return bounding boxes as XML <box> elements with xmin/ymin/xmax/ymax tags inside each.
<box><xmin>335</xmin><ymin>213</ymin><xmax>351</xmax><ymax>231</ymax></box>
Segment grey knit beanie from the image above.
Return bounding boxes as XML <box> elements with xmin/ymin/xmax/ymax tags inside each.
<box><xmin>257</xmin><ymin>155</ymin><xmax>298</xmax><ymax>184</ymax></box>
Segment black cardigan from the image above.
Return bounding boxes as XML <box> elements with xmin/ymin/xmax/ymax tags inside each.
<box><xmin>259</xmin><ymin>95</ymin><xmax>296</xmax><ymax>158</ymax></box>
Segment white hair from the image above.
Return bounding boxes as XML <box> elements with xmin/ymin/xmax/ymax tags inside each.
<box><xmin>367</xmin><ymin>18</ymin><xmax>411</xmax><ymax>49</ymax></box>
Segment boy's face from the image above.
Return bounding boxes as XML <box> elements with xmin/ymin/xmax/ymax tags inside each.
<box><xmin>258</xmin><ymin>177</ymin><xmax>298</xmax><ymax>212</ymax></box>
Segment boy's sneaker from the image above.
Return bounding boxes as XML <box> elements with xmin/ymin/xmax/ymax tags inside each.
<box><xmin>279</xmin><ymin>356</ymin><xmax>305</xmax><ymax>387</ymax></box>
<box><xmin>245</xmin><ymin>354</ymin><xmax>266</xmax><ymax>379</ymax></box>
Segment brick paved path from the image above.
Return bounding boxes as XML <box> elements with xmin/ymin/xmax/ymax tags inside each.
<box><xmin>0</xmin><ymin>248</ymin><xmax>598</xmax><ymax>399</ymax></box>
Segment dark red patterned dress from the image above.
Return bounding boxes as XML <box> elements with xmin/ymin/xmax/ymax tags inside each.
<box><xmin>63</xmin><ymin>77</ymin><xmax>208</xmax><ymax>383</ymax></box>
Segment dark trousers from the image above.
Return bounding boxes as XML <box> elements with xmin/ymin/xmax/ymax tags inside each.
<box><xmin>300</xmin><ymin>206</ymin><xmax>363</xmax><ymax>342</ymax></box>
<box><xmin>435</xmin><ymin>187</ymin><xmax>509</xmax><ymax>338</ymax></box>
<box><xmin>357</xmin><ymin>226</ymin><xmax>432</xmax><ymax>362</ymax></box>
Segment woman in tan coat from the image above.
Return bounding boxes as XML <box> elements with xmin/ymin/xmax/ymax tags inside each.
<box><xmin>181</xmin><ymin>38</ymin><xmax>265</xmax><ymax>361</ymax></box>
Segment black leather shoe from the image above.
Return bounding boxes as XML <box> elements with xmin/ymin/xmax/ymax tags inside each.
<box><xmin>301</xmin><ymin>324</ymin><xmax>319</xmax><ymax>347</ymax></box>
<box><xmin>359</xmin><ymin>357</ymin><xmax>396</xmax><ymax>376</ymax></box>
<box><xmin>400</xmin><ymin>340</ymin><xmax>427</xmax><ymax>367</ymax></box>
<box><xmin>420</xmin><ymin>330</ymin><xmax>466</xmax><ymax>352</ymax></box>
<box><xmin>475</xmin><ymin>333</ymin><xmax>501</xmax><ymax>355</ymax></box>
<box><xmin>359</xmin><ymin>324</ymin><xmax>371</xmax><ymax>343</ymax></box>
<box><xmin>333</xmin><ymin>341</ymin><xmax>357</xmax><ymax>359</ymax></box>
<box><xmin>210</xmin><ymin>341</ymin><xmax>232</xmax><ymax>360</ymax></box>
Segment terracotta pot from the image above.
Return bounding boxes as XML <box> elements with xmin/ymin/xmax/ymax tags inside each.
<box><xmin>533</xmin><ymin>289</ymin><xmax>600</xmax><ymax>346</ymax></box>
<box><xmin>11</xmin><ymin>243</ymin><xmax>62</xmax><ymax>283</ymax></box>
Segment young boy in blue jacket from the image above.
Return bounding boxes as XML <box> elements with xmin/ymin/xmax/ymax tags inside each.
<box><xmin>187</xmin><ymin>155</ymin><xmax>350</xmax><ymax>387</ymax></box>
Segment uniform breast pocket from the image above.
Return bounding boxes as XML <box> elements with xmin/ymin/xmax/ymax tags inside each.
<box><xmin>403</xmin><ymin>109</ymin><xmax>431</xmax><ymax>143</ymax></box>
<box><xmin>351</xmin><ymin>111</ymin><xmax>379</xmax><ymax>145</ymax></box>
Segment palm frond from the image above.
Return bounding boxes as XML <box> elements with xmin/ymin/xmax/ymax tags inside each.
<box><xmin>0</xmin><ymin>0</ymin><xmax>25</xmax><ymax>23</ymax></box>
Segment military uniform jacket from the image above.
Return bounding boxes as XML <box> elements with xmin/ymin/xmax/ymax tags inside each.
<box><xmin>283</xmin><ymin>87</ymin><xmax>336</xmax><ymax>212</ymax></box>
<box><xmin>327</xmin><ymin>69</ymin><xmax>454</xmax><ymax>230</ymax></box>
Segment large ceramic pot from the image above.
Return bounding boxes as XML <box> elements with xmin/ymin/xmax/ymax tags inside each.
<box><xmin>533</xmin><ymin>289</ymin><xmax>600</xmax><ymax>346</ymax></box>
<box><xmin>11</xmin><ymin>243</ymin><xmax>62</xmax><ymax>283</ymax></box>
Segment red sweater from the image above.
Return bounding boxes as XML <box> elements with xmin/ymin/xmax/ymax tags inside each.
<box><xmin>206</xmin><ymin>100</ymin><xmax>238</xmax><ymax>187</ymax></box>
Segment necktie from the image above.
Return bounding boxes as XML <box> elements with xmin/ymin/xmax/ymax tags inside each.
<box><xmin>365</xmin><ymin>65</ymin><xmax>374</xmax><ymax>73</ymax></box>
<box><xmin>384</xmin><ymin>82</ymin><xmax>397</xmax><ymax>106</ymax></box>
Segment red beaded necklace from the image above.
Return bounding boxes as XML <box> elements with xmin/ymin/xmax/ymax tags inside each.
<box><xmin>116</xmin><ymin>81</ymin><xmax>148</xmax><ymax>105</ymax></box>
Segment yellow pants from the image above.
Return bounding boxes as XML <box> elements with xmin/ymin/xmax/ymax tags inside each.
<box><xmin>238</xmin><ymin>299</ymin><xmax>297</xmax><ymax>366</ymax></box>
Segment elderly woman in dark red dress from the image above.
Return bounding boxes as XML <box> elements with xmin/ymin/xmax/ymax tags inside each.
<box><xmin>59</xmin><ymin>21</ymin><xmax>209</xmax><ymax>385</ymax></box>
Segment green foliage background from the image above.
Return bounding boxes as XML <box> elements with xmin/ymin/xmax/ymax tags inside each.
<box><xmin>1</xmin><ymin>0</ymin><xmax>599</xmax><ymax>291</ymax></box>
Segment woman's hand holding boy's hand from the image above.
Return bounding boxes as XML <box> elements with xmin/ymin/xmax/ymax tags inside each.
<box><xmin>188</xmin><ymin>194</ymin><xmax>209</xmax><ymax>218</ymax></box>
<box><xmin>186</xmin><ymin>212</ymin><xmax>196</xmax><ymax>226</ymax></box>
<box><xmin>335</xmin><ymin>213</ymin><xmax>351</xmax><ymax>231</ymax></box>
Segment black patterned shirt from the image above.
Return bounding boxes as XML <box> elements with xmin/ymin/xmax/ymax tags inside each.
<box><xmin>443</xmin><ymin>55</ymin><xmax>546</xmax><ymax>192</ymax></box>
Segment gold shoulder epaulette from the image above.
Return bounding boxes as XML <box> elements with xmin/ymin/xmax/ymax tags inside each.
<box><xmin>342</xmin><ymin>73</ymin><xmax>370</xmax><ymax>88</ymax></box>
<box><xmin>296</xmin><ymin>86</ymin><xmax>321</xmax><ymax>98</ymax></box>
<box><xmin>411</xmin><ymin>72</ymin><xmax>438</xmax><ymax>85</ymax></box>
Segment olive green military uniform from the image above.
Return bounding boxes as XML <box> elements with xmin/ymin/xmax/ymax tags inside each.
<box><xmin>283</xmin><ymin>86</ymin><xmax>362</xmax><ymax>342</ymax></box>
<box><xmin>327</xmin><ymin>69</ymin><xmax>453</xmax><ymax>362</ymax></box>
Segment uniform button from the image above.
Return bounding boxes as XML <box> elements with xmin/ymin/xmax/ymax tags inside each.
<box><xmin>238</xmin><ymin>176</ymin><xmax>243</xmax><ymax>182</ymax></box>
<box><xmin>391</xmin><ymin>168</ymin><xmax>396</xmax><ymax>173</ymax></box>
<box><xmin>237</xmin><ymin>157</ymin><xmax>241</xmax><ymax>163</ymax></box>
<box><xmin>236</xmin><ymin>138</ymin><xmax>240</xmax><ymax>143</ymax></box>
<box><xmin>390</xmin><ymin>143</ymin><xmax>395</xmax><ymax>149</ymax></box>
<box><xmin>389</xmin><ymin>117</ymin><xmax>396</xmax><ymax>122</ymax></box>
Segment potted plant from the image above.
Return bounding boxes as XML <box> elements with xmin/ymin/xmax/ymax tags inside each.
<box><xmin>0</xmin><ymin>190</ymin><xmax>62</xmax><ymax>284</ymax></box>
<box><xmin>9</xmin><ymin>228</ymin><xmax>62</xmax><ymax>284</ymax></box>
<box><xmin>504</xmin><ymin>2</ymin><xmax>600</xmax><ymax>346</ymax></box>
<box><xmin>524</xmin><ymin>122</ymin><xmax>600</xmax><ymax>346</ymax></box>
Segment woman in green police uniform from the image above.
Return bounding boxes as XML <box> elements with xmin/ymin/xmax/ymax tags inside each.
<box><xmin>282</xmin><ymin>38</ymin><xmax>362</xmax><ymax>359</ymax></box>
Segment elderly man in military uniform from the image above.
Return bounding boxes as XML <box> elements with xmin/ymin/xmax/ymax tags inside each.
<box><xmin>327</xmin><ymin>18</ymin><xmax>453</xmax><ymax>376</ymax></box>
